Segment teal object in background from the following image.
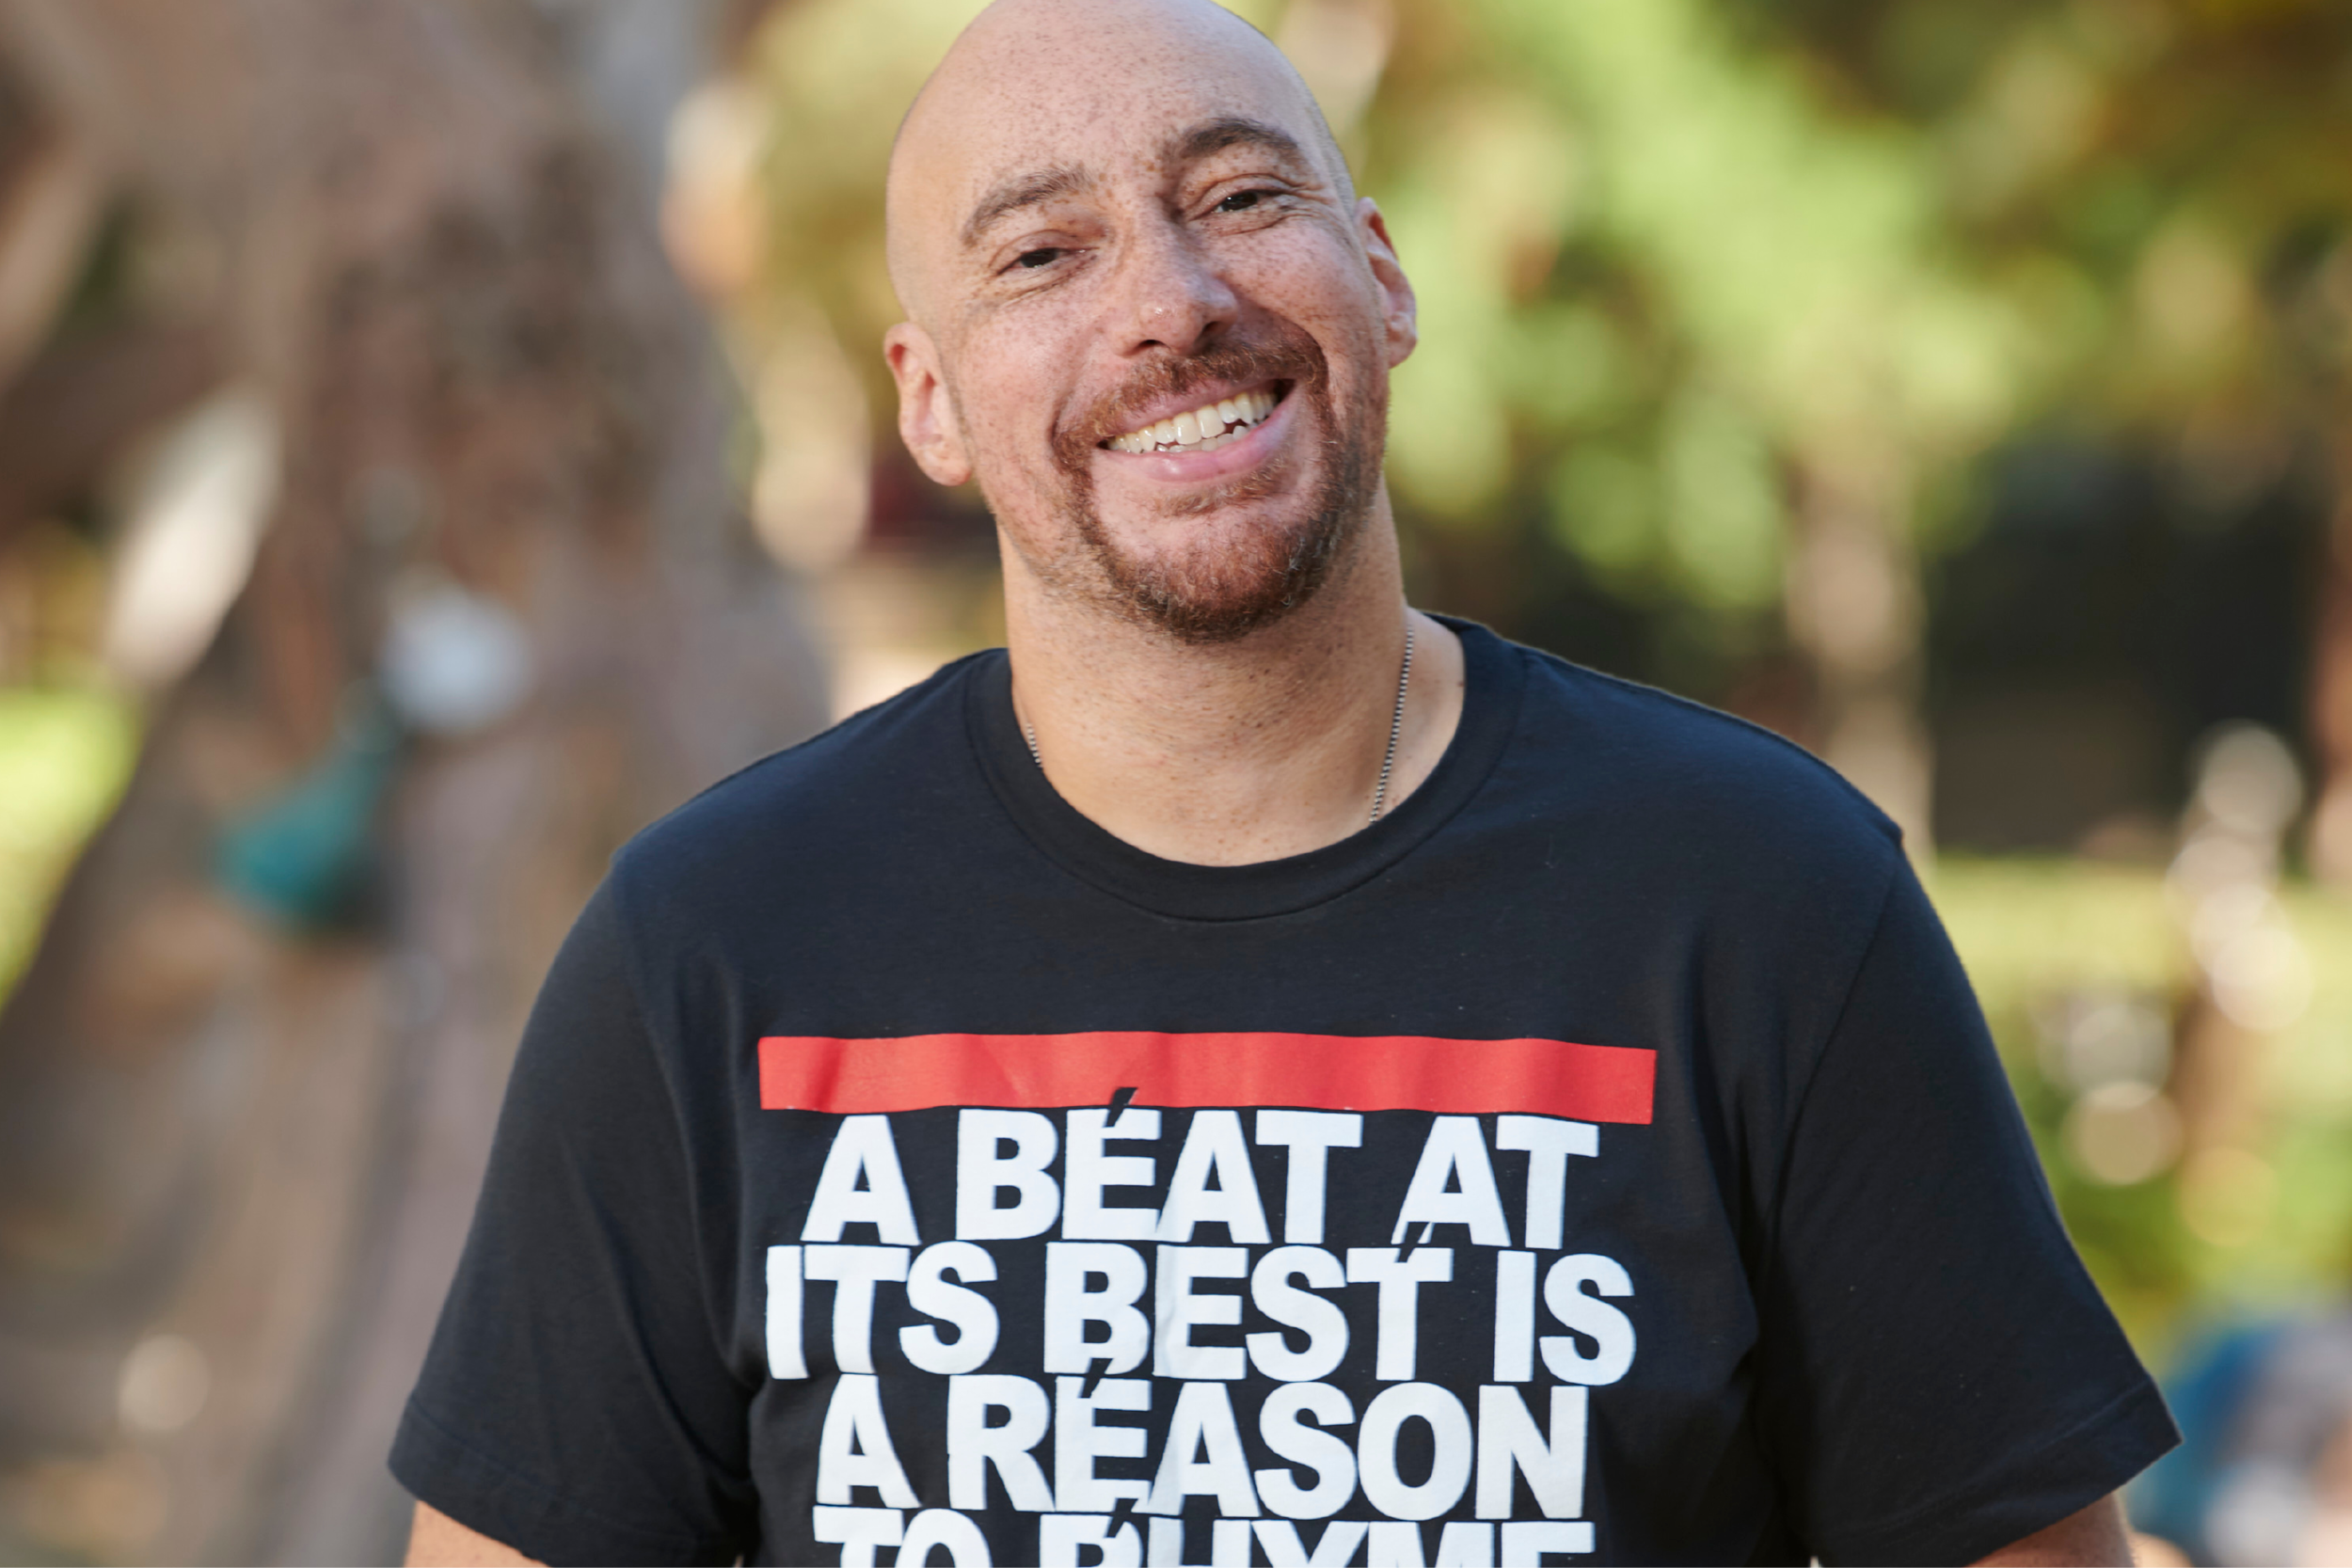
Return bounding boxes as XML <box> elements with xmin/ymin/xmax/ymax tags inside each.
<box><xmin>216</xmin><ymin>695</ymin><xmax>405</xmax><ymax>930</ymax></box>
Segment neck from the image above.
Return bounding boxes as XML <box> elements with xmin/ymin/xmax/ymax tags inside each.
<box><xmin>1002</xmin><ymin>500</ymin><xmax>1465</xmax><ymax>865</ymax></box>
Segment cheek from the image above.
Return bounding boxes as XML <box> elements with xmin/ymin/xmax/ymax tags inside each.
<box><xmin>1231</xmin><ymin>236</ymin><xmax>1389</xmax><ymax>368</ymax></box>
<box><xmin>950</xmin><ymin>335</ymin><xmax>1058</xmax><ymax>449</ymax></box>
<box><xmin>948</xmin><ymin>334</ymin><xmax>1090</xmax><ymax>502</ymax></box>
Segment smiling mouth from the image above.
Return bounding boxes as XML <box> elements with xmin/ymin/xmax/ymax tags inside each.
<box><xmin>1103</xmin><ymin>384</ymin><xmax>1283</xmax><ymax>454</ymax></box>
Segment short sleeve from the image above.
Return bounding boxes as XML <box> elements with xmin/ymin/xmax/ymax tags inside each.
<box><xmin>390</xmin><ymin>879</ymin><xmax>755</xmax><ymax>1565</ymax></box>
<box><xmin>1750</xmin><ymin>860</ymin><xmax>2178</xmax><ymax>1565</ymax></box>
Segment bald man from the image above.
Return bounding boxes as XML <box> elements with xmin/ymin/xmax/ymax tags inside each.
<box><xmin>394</xmin><ymin>3</ymin><xmax>2174</xmax><ymax>1563</ymax></box>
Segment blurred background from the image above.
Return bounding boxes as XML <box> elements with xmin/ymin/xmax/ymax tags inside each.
<box><xmin>0</xmin><ymin>0</ymin><xmax>2347</xmax><ymax>1561</ymax></box>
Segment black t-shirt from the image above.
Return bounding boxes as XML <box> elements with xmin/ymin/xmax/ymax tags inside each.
<box><xmin>391</xmin><ymin>621</ymin><xmax>2175</xmax><ymax>1566</ymax></box>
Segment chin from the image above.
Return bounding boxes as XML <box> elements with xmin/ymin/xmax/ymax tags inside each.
<box><xmin>1088</xmin><ymin>494</ymin><xmax>1362</xmax><ymax>645</ymax></box>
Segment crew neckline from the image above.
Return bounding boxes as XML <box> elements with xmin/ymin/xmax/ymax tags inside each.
<box><xmin>964</xmin><ymin>615</ymin><xmax>1525</xmax><ymax>922</ymax></box>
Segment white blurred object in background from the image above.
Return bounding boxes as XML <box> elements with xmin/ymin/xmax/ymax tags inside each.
<box><xmin>99</xmin><ymin>390</ymin><xmax>280</xmax><ymax>691</ymax></box>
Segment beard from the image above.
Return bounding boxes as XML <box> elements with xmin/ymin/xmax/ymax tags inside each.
<box><xmin>1013</xmin><ymin>324</ymin><xmax>1384</xmax><ymax>644</ymax></box>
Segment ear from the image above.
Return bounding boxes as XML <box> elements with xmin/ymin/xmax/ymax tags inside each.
<box><xmin>1356</xmin><ymin>198</ymin><xmax>1418</xmax><ymax>370</ymax></box>
<box><xmin>883</xmin><ymin>321</ymin><xmax>974</xmax><ymax>486</ymax></box>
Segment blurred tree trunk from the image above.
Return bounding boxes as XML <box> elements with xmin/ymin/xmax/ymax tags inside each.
<box><xmin>0</xmin><ymin>3</ymin><xmax>821</xmax><ymax>1561</ymax></box>
<box><xmin>1785</xmin><ymin>449</ymin><xmax>1934</xmax><ymax>857</ymax></box>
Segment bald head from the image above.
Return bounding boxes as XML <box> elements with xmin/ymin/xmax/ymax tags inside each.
<box><xmin>885</xmin><ymin>0</ymin><xmax>1353</xmax><ymax>326</ymax></box>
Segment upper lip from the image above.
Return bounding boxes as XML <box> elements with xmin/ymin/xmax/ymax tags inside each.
<box><xmin>1100</xmin><ymin>377</ymin><xmax>1284</xmax><ymax>444</ymax></box>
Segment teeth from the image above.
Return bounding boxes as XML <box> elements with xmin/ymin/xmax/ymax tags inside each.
<box><xmin>1108</xmin><ymin>387</ymin><xmax>1279</xmax><ymax>453</ymax></box>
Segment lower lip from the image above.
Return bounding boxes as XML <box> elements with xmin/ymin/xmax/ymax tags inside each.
<box><xmin>1097</xmin><ymin>388</ymin><xmax>1296</xmax><ymax>483</ymax></box>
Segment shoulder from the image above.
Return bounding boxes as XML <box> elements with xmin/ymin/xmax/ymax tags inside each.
<box><xmin>606</xmin><ymin>649</ymin><xmax>995</xmax><ymax>926</ymax></box>
<box><xmin>1492</xmin><ymin>635</ymin><xmax>1905</xmax><ymax>896</ymax></box>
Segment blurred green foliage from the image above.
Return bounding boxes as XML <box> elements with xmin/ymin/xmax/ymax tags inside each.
<box><xmin>0</xmin><ymin>689</ymin><xmax>135</xmax><ymax>993</ymax></box>
<box><xmin>1936</xmin><ymin>861</ymin><xmax>2352</xmax><ymax>1358</ymax></box>
<box><xmin>1376</xmin><ymin>0</ymin><xmax>2025</xmax><ymax>522</ymax></box>
<box><xmin>1371</xmin><ymin>0</ymin><xmax>2352</xmax><ymax>675</ymax></box>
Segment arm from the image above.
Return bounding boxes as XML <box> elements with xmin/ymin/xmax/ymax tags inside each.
<box><xmin>1972</xmin><ymin>1494</ymin><xmax>2134</xmax><ymax>1566</ymax></box>
<box><xmin>405</xmin><ymin>1500</ymin><xmax>541</xmax><ymax>1567</ymax></box>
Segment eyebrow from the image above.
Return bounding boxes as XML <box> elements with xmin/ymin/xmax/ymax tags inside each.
<box><xmin>1164</xmin><ymin>115</ymin><xmax>1311</xmax><ymax>169</ymax></box>
<box><xmin>957</xmin><ymin>118</ymin><xmax>1317</xmax><ymax>253</ymax></box>
<box><xmin>961</xmin><ymin>166</ymin><xmax>1094</xmax><ymax>250</ymax></box>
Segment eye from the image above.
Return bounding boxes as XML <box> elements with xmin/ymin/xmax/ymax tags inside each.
<box><xmin>1015</xmin><ymin>247</ymin><xmax>1061</xmax><ymax>269</ymax></box>
<box><xmin>1216</xmin><ymin>190</ymin><xmax>1264</xmax><ymax>214</ymax></box>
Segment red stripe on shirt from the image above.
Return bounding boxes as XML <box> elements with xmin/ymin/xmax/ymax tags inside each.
<box><xmin>756</xmin><ymin>1031</ymin><xmax>1655</xmax><ymax>1124</ymax></box>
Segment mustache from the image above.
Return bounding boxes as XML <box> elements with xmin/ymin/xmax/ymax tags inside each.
<box><xmin>1053</xmin><ymin>334</ymin><xmax>1327</xmax><ymax>470</ymax></box>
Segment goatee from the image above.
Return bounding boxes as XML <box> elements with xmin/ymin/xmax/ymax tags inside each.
<box><xmin>1036</xmin><ymin>327</ymin><xmax>1383</xmax><ymax>644</ymax></box>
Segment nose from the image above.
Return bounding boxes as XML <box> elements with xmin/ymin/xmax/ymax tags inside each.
<box><xmin>1105</xmin><ymin>212</ymin><xmax>1238</xmax><ymax>357</ymax></box>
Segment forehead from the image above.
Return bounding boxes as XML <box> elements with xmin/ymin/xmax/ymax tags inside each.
<box><xmin>892</xmin><ymin>2</ymin><xmax>1328</xmax><ymax>255</ymax></box>
<box><xmin>955</xmin><ymin>25</ymin><xmax>1303</xmax><ymax>169</ymax></box>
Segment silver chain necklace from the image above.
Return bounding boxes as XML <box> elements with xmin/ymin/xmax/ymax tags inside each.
<box><xmin>1021</xmin><ymin>621</ymin><xmax>1416</xmax><ymax>828</ymax></box>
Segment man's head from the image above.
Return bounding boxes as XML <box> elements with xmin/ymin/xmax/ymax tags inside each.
<box><xmin>882</xmin><ymin>0</ymin><xmax>1416</xmax><ymax>643</ymax></box>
